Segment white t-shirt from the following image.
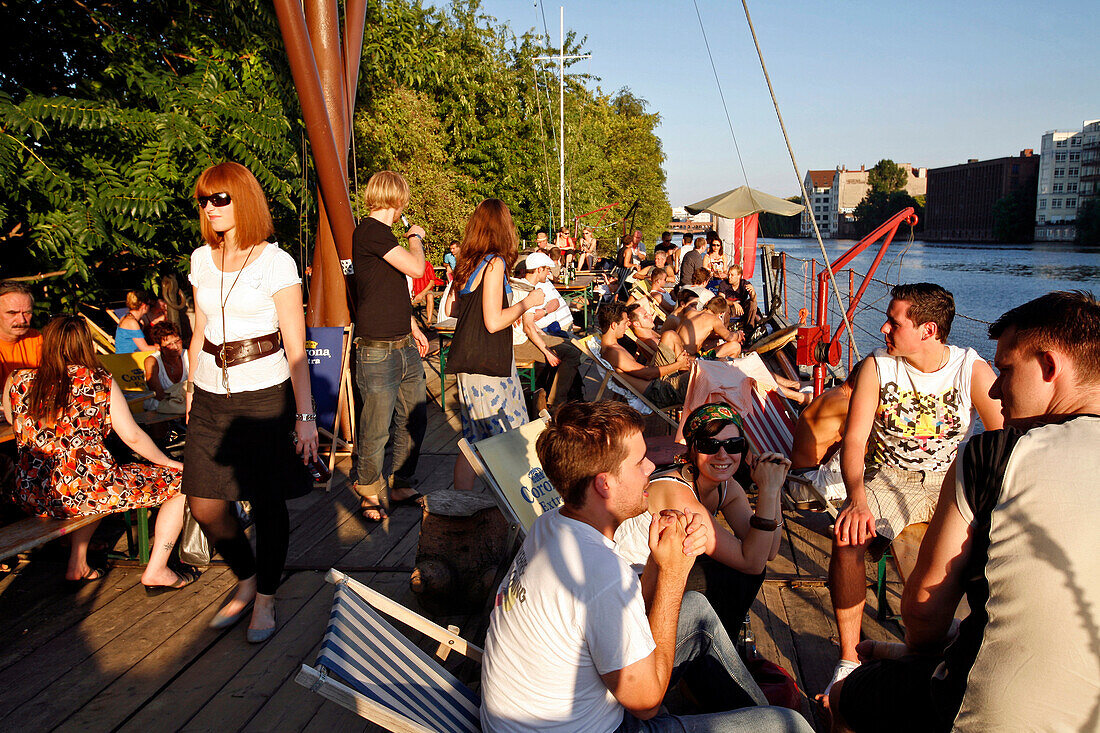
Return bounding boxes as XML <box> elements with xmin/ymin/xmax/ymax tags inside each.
<box><xmin>534</xmin><ymin>281</ymin><xmax>574</xmax><ymax>332</ymax></box>
<box><xmin>481</xmin><ymin>509</ymin><xmax>656</xmax><ymax>732</ymax></box>
<box><xmin>188</xmin><ymin>243</ymin><xmax>301</xmax><ymax>394</ymax></box>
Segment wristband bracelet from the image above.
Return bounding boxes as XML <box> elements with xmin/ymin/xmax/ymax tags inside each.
<box><xmin>408</xmin><ymin>233</ymin><xmax>423</xmax><ymax>242</ymax></box>
<box><xmin>295</xmin><ymin>413</ymin><xmax>317</xmax><ymax>422</ymax></box>
<box><xmin>749</xmin><ymin>514</ymin><xmax>779</xmax><ymax>531</ymax></box>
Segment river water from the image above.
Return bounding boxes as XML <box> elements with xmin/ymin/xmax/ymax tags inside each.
<box><xmin>756</xmin><ymin>238</ymin><xmax>1100</xmax><ymax>362</ymax></box>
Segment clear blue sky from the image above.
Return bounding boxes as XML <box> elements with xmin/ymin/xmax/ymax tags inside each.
<box><xmin>470</xmin><ymin>0</ymin><xmax>1100</xmax><ymax>206</ymax></box>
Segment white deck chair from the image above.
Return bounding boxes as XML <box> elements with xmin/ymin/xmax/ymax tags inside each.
<box><xmin>458</xmin><ymin>414</ymin><xmax>560</xmax><ymax>539</ymax></box>
<box><xmin>576</xmin><ymin>335</ymin><xmax>679</xmax><ymax>430</ymax></box>
<box><xmin>296</xmin><ymin>569</ymin><xmax>483</xmax><ymax>733</ymax></box>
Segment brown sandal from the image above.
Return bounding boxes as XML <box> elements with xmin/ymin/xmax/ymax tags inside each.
<box><xmin>360</xmin><ymin>500</ymin><xmax>387</xmax><ymax>522</ymax></box>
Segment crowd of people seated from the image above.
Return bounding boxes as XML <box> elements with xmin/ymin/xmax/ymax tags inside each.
<box><xmin>3</xmin><ymin>164</ymin><xmax>1099</xmax><ymax>733</ymax></box>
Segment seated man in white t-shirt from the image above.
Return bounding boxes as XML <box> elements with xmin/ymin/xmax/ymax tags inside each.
<box><xmin>480</xmin><ymin>400</ymin><xmax>813</xmax><ymax>733</ymax></box>
<box><xmin>525</xmin><ymin>251</ymin><xmax>574</xmax><ymax>337</ymax></box>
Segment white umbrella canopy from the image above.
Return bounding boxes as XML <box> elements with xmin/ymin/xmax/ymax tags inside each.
<box><xmin>685</xmin><ymin>185</ymin><xmax>804</xmax><ymax>220</ymax></box>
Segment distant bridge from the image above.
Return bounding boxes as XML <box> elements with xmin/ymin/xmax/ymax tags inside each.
<box><xmin>668</xmin><ymin>221</ymin><xmax>711</xmax><ymax>234</ymax></box>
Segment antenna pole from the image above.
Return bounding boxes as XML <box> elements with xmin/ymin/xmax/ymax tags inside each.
<box><xmin>536</xmin><ymin>7</ymin><xmax>588</xmax><ymax>231</ymax></box>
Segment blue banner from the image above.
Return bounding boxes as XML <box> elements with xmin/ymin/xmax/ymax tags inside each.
<box><xmin>306</xmin><ymin>326</ymin><xmax>347</xmax><ymax>434</ymax></box>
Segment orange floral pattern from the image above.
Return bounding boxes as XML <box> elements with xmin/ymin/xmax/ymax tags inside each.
<box><xmin>8</xmin><ymin>366</ymin><xmax>180</xmax><ymax>518</ymax></box>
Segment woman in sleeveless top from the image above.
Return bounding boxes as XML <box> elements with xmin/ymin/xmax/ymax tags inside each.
<box><xmin>639</xmin><ymin>403</ymin><xmax>790</xmax><ymax>635</ymax></box>
<box><xmin>143</xmin><ymin>321</ymin><xmax>188</xmax><ymax>412</ymax></box>
<box><xmin>115</xmin><ymin>290</ymin><xmax>158</xmax><ymax>354</ymax></box>
<box><xmin>444</xmin><ymin>199</ymin><xmax>544</xmax><ymax>491</ymax></box>
<box><xmin>2</xmin><ymin>316</ymin><xmax>191</xmax><ymax>591</ymax></box>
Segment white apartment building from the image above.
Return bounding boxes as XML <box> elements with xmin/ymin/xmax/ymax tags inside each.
<box><xmin>1035</xmin><ymin>120</ymin><xmax>1099</xmax><ymax>242</ymax></box>
<box><xmin>801</xmin><ymin>164</ymin><xmax>927</xmax><ymax>238</ymax></box>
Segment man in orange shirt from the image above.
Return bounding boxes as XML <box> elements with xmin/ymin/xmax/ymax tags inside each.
<box><xmin>0</xmin><ymin>281</ymin><xmax>42</xmax><ymax>402</ymax></box>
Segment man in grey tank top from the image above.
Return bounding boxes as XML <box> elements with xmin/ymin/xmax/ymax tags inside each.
<box><xmin>830</xmin><ymin>291</ymin><xmax>1100</xmax><ymax>732</ymax></box>
<box><xmin>821</xmin><ymin>283</ymin><xmax>1003</xmax><ymax>698</ymax></box>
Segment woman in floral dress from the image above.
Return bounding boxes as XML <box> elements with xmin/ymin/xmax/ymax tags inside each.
<box><xmin>2</xmin><ymin>316</ymin><xmax>190</xmax><ymax>590</ymax></box>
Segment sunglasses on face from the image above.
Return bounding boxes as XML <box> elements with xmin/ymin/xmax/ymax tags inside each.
<box><xmin>197</xmin><ymin>192</ymin><xmax>232</xmax><ymax>208</ymax></box>
<box><xmin>694</xmin><ymin>436</ymin><xmax>746</xmax><ymax>455</ymax></box>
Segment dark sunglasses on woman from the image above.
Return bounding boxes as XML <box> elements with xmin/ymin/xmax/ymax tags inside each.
<box><xmin>694</xmin><ymin>435</ymin><xmax>746</xmax><ymax>455</ymax></box>
<box><xmin>197</xmin><ymin>192</ymin><xmax>232</xmax><ymax>208</ymax></box>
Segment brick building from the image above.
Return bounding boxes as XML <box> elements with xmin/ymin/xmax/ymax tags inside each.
<box><xmin>923</xmin><ymin>151</ymin><xmax>1039</xmax><ymax>242</ymax></box>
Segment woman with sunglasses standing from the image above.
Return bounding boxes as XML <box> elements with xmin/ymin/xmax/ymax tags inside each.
<box><xmin>615</xmin><ymin>403</ymin><xmax>789</xmax><ymax>636</ymax></box>
<box><xmin>184</xmin><ymin>162</ymin><xmax>317</xmax><ymax>643</ymax></box>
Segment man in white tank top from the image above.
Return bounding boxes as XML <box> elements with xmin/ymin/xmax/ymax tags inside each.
<box><xmin>821</xmin><ymin>284</ymin><xmax>1003</xmax><ymax>698</ymax></box>
<box><xmin>830</xmin><ymin>291</ymin><xmax>1100</xmax><ymax>732</ymax></box>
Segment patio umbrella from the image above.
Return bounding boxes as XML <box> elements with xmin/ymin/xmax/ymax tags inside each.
<box><xmin>684</xmin><ymin>186</ymin><xmax>803</xmax><ymax>280</ymax></box>
<box><xmin>685</xmin><ymin>185</ymin><xmax>804</xmax><ymax>219</ymax></box>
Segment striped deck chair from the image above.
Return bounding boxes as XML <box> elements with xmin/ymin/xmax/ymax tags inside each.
<box><xmin>576</xmin><ymin>335</ymin><xmax>679</xmax><ymax>430</ymax></box>
<box><xmin>296</xmin><ymin>569</ymin><xmax>483</xmax><ymax>733</ymax></box>
<box><xmin>677</xmin><ymin>355</ymin><xmax>797</xmax><ymax>458</ymax></box>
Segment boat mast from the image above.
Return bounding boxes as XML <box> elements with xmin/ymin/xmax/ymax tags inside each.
<box><xmin>536</xmin><ymin>6</ymin><xmax>589</xmax><ymax>229</ymax></box>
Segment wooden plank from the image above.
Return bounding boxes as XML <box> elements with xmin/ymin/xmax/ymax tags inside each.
<box><xmin>784</xmin><ymin>513</ymin><xmax>832</xmax><ymax>580</ymax></box>
<box><xmin>0</xmin><ymin>566</ymin><xmax>234</xmax><ymax>730</ymax></box>
<box><xmin>0</xmin><ymin>566</ymin><xmax>141</xmax><ymax>672</ymax></box>
<box><xmin>179</xmin><ymin>572</ymin><xmax>334</xmax><ymax>732</ymax></box>
<box><xmin>117</xmin><ymin>570</ymin><xmax>325</xmax><ymax>733</ymax></box>
<box><xmin>754</xmin><ymin>583</ymin><xmax>817</xmax><ymax>726</ymax></box>
<box><xmin>0</xmin><ymin>513</ymin><xmax>105</xmax><ymax>561</ymax></box>
<box><xmin>780</xmin><ymin>584</ymin><xmax>840</xmax><ymax>730</ymax></box>
<box><xmin>50</xmin><ymin>568</ymin><xmax>242</xmax><ymax>732</ymax></box>
<box><xmin>241</xmin><ymin>638</ymin><xmax>328</xmax><ymax>732</ymax></box>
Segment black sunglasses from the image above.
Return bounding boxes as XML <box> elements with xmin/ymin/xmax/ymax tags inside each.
<box><xmin>694</xmin><ymin>436</ymin><xmax>746</xmax><ymax>455</ymax></box>
<box><xmin>197</xmin><ymin>192</ymin><xmax>232</xmax><ymax>208</ymax></box>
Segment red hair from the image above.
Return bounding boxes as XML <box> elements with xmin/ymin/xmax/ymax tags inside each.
<box><xmin>193</xmin><ymin>162</ymin><xmax>274</xmax><ymax>249</ymax></box>
<box><xmin>453</xmin><ymin>199</ymin><xmax>519</xmax><ymax>289</ymax></box>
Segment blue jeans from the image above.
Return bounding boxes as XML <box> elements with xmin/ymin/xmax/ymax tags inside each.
<box><xmin>618</xmin><ymin>592</ymin><xmax>813</xmax><ymax>733</ymax></box>
<box><xmin>353</xmin><ymin>342</ymin><xmax>427</xmax><ymax>499</ymax></box>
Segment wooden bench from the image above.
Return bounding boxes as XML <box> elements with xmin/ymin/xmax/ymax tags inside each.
<box><xmin>0</xmin><ymin>514</ymin><xmax>107</xmax><ymax>563</ymax></box>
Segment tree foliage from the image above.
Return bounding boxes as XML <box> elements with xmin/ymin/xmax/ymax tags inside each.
<box><xmin>992</xmin><ymin>179</ymin><xmax>1037</xmax><ymax>243</ymax></box>
<box><xmin>0</xmin><ymin>0</ymin><xmax>308</xmax><ymax>307</ymax></box>
<box><xmin>1076</xmin><ymin>199</ymin><xmax>1100</xmax><ymax>245</ymax></box>
<box><xmin>867</xmin><ymin>159</ymin><xmax>908</xmax><ymax>194</ymax></box>
<box><xmin>852</xmin><ymin>190</ymin><xmax>923</xmax><ymax>238</ymax></box>
<box><xmin>1</xmin><ymin>0</ymin><xmax>670</xmax><ymax>302</ymax></box>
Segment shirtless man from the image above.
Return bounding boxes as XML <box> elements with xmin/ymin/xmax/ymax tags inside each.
<box><xmin>599</xmin><ymin>302</ymin><xmax>692</xmax><ymax>409</ymax></box>
<box><xmin>625</xmin><ymin>303</ymin><xmax>661</xmax><ymax>355</ymax></box>
<box><xmin>660</xmin><ymin>289</ymin><xmax>700</xmax><ymax>334</ymax></box>
<box><xmin>790</xmin><ymin>363</ymin><xmax>861</xmax><ymax>471</ymax></box>
<box><xmin>675</xmin><ymin>297</ymin><xmax>744</xmax><ymax>359</ymax></box>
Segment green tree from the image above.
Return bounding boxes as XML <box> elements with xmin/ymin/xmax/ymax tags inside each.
<box><xmin>1076</xmin><ymin>199</ymin><xmax>1100</xmax><ymax>245</ymax></box>
<box><xmin>852</xmin><ymin>190</ymin><xmax>923</xmax><ymax>238</ymax></box>
<box><xmin>759</xmin><ymin>196</ymin><xmax>802</xmax><ymax>237</ymax></box>
<box><xmin>0</xmin><ymin>0</ymin><xmax>308</xmax><ymax>307</ymax></box>
<box><xmin>992</xmin><ymin>179</ymin><xmax>1037</xmax><ymax>243</ymax></box>
<box><xmin>867</xmin><ymin>159</ymin><xmax>908</xmax><ymax>194</ymax></box>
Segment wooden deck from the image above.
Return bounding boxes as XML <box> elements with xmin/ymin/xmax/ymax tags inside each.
<box><xmin>0</xmin><ymin>340</ymin><xmax>906</xmax><ymax>732</ymax></box>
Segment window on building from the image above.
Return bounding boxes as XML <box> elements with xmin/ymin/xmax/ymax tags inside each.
<box><xmin>1070</xmin><ymin>152</ymin><xmax>1081</xmax><ymax>161</ymax></box>
<box><xmin>1053</xmin><ymin>183</ymin><xmax>1063</xmax><ymax>192</ymax></box>
<box><xmin>1055</xmin><ymin>152</ymin><xmax>1067</xmax><ymax>162</ymax></box>
<box><xmin>1057</xmin><ymin>139</ymin><xmax>1067</xmax><ymax>148</ymax></box>
<box><xmin>1038</xmin><ymin>214</ymin><xmax>1046</xmax><ymax>224</ymax></box>
<box><xmin>1039</xmin><ymin>199</ymin><xmax>1047</xmax><ymax>209</ymax></box>
<box><xmin>1066</xmin><ymin>198</ymin><xmax>1077</xmax><ymax>208</ymax></box>
<box><xmin>1069</xmin><ymin>167</ymin><xmax>1079</xmax><ymax>176</ymax></box>
<box><xmin>1054</xmin><ymin>168</ymin><xmax>1065</xmax><ymax>177</ymax></box>
<box><xmin>1068</xmin><ymin>183</ymin><xmax>1078</xmax><ymax>192</ymax></box>
<box><xmin>1071</xmin><ymin>137</ymin><xmax>1081</xmax><ymax>146</ymax></box>
<box><xmin>1052</xmin><ymin>198</ymin><xmax>1063</xmax><ymax>208</ymax></box>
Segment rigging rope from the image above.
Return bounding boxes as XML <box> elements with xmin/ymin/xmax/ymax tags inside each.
<box><xmin>739</xmin><ymin>0</ymin><xmax>861</xmax><ymax>361</ymax></box>
<box><xmin>691</xmin><ymin>0</ymin><xmax>750</xmax><ymax>188</ymax></box>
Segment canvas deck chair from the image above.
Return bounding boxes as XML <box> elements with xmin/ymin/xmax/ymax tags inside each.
<box><xmin>576</xmin><ymin>335</ymin><xmax>679</xmax><ymax>430</ymax></box>
<box><xmin>296</xmin><ymin>569</ymin><xmax>483</xmax><ymax>733</ymax></box>
<box><xmin>458</xmin><ymin>414</ymin><xmax>560</xmax><ymax>541</ymax></box>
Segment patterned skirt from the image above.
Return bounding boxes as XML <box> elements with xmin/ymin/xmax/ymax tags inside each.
<box><xmin>455</xmin><ymin>364</ymin><xmax>529</xmax><ymax>443</ymax></box>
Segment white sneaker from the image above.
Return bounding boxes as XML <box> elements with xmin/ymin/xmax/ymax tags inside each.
<box><xmin>822</xmin><ymin>659</ymin><xmax>860</xmax><ymax>697</ymax></box>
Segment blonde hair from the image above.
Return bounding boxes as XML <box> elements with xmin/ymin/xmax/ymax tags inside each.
<box><xmin>363</xmin><ymin>171</ymin><xmax>410</xmax><ymax>212</ymax></box>
<box><xmin>194</xmin><ymin>162</ymin><xmax>274</xmax><ymax>249</ymax></box>
<box><xmin>125</xmin><ymin>290</ymin><xmax>155</xmax><ymax>310</ymax></box>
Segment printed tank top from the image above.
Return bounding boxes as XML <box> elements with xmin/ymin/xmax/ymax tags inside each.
<box><xmin>868</xmin><ymin>345</ymin><xmax>981</xmax><ymax>472</ymax></box>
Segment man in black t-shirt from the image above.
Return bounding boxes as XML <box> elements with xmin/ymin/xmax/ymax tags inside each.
<box><xmin>351</xmin><ymin>171</ymin><xmax>430</xmax><ymax>522</ymax></box>
<box><xmin>678</xmin><ymin>237</ymin><xmax>706</xmax><ymax>288</ymax></box>
<box><xmin>716</xmin><ymin>264</ymin><xmax>761</xmax><ymax>329</ymax></box>
<box><xmin>829</xmin><ymin>291</ymin><xmax>1100</xmax><ymax>733</ymax></box>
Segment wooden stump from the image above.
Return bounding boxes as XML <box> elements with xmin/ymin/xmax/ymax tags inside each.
<box><xmin>410</xmin><ymin>490</ymin><xmax>511</xmax><ymax>614</ymax></box>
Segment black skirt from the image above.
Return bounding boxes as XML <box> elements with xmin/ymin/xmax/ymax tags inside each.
<box><xmin>182</xmin><ymin>380</ymin><xmax>311</xmax><ymax>501</ymax></box>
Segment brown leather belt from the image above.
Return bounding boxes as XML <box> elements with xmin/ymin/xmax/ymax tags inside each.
<box><xmin>203</xmin><ymin>332</ymin><xmax>281</xmax><ymax>368</ymax></box>
<box><xmin>354</xmin><ymin>334</ymin><xmax>414</xmax><ymax>351</ymax></box>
